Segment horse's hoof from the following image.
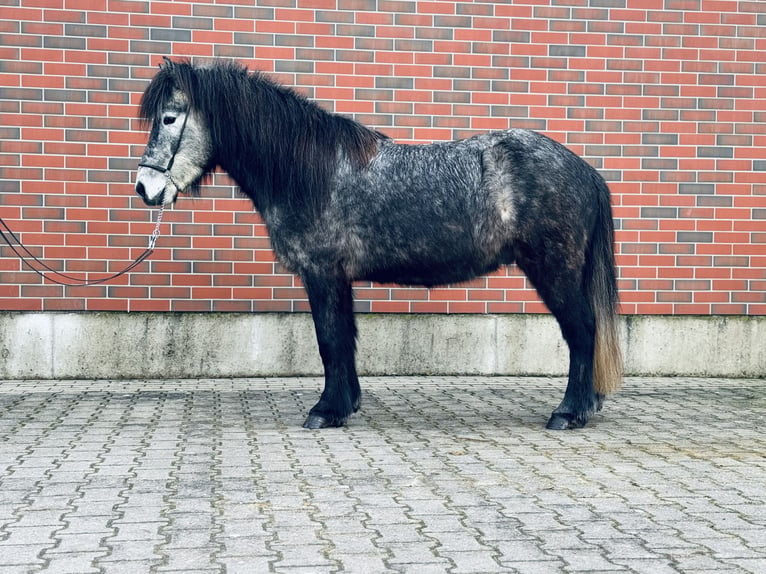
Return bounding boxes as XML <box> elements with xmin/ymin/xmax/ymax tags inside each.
<box><xmin>302</xmin><ymin>414</ymin><xmax>344</xmax><ymax>429</ymax></box>
<box><xmin>546</xmin><ymin>413</ymin><xmax>575</xmax><ymax>430</ymax></box>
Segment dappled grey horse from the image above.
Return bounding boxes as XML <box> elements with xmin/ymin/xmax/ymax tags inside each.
<box><xmin>135</xmin><ymin>58</ymin><xmax>622</xmax><ymax>430</ymax></box>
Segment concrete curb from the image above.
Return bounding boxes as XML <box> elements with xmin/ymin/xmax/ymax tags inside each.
<box><xmin>0</xmin><ymin>311</ymin><xmax>763</xmax><ymax>379</ymax></box>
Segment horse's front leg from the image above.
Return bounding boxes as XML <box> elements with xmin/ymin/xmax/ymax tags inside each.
<box><xmin>301</xmin><ymin>271</ymin><xmax>361</xmax><ymax>429</ymax></box>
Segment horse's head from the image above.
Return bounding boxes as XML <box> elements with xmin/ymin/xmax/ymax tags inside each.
<box><xmin>135</xmin><ymin>58</ymin><xmax>212</xmax><ymax>206</ymax></box>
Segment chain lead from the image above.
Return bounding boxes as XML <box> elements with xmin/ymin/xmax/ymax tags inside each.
<box><xmin>148</xmin><ymin>192</ymin><xmax>167</xmax><ymax>250</ymax></box>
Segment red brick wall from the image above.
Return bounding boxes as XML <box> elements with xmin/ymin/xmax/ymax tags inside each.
<box><xmin>1</xmin><ymin>0</ymin><xmax>764</xmax><ymax>314</ymax></box>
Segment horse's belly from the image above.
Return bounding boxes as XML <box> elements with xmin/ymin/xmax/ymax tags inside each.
<box><xmin>355</xmin><ymin>236</ymin><xmax>503</xmax><ymax>287</ymax></box>
<box><xmin>363</xmin><ymin>264</ymin><xmax>494</xmax><ymax>288</ymax></box>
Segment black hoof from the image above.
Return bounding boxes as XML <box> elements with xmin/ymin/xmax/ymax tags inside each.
<box><xmin>546</xmin><ymin>413</ymin><xmax>574</xmax><ymax>430</ymax></box>
<box><xmin>302</xmin><ymin>414</ymin><xmax>345</xmax><ymax>429</ymax></box>
<box><xmin>546</xmin><ymin>412</ymin><xmax>590</xmax><ymax>430</ymax></box>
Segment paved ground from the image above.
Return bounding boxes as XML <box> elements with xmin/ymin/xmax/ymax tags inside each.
<box><xmin>0</xmin><ymin>376</ymin><xmax>764</xmax><ymax>574</ymax></box>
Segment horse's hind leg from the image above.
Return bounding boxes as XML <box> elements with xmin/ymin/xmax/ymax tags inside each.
<box><xmin>515</xmin><ymin>248</ymin><xmax>600</xmax><ymax>430</ymax></box>
<box><xmin>301</xmin><ymin>271</ymin><xmax>361</xmax><ymax>429</ymax></box>
<box><xmin>545</xmin><ymin>299</ymin><xmax>601</xmax><ymax>430</ymax></box>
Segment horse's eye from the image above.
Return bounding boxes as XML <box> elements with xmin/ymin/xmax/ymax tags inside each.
<box><xmin>163</xmin><ymin>115</ymin><xmax>176</xmax><ymax>125</ymax></box>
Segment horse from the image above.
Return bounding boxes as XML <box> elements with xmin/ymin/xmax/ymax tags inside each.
<box><xmin>135</xmin><ymin>58</ymin><xmax>622</xmax><ymax>430</ymax></box>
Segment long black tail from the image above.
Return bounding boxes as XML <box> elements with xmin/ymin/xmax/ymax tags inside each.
<box><xmin>586</xmin><ymin>173</ymin><xmax>623</xmax><ymax>395</ymax></box>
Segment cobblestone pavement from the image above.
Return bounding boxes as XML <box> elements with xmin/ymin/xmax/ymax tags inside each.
<box><xmin>0</xmin><ymin>376</ymin><xmax>764</xmax><ymax>573</ymax></box>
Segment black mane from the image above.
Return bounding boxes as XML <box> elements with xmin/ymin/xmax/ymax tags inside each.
<box><xmin>139</xmin><ymin>58</ymin><xmax>389</xmax><ymax>213</ymax></box>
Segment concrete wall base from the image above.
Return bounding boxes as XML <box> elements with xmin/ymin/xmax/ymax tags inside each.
<box><xmin>0</xmin><ymin>312</ymin><xmax>763</xmax><ymax>379</ymax></box>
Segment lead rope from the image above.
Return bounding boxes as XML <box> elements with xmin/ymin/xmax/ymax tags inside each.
<box><xmin>0</xmin><ymin>199</ymin><xmax>165</xmax><ymax>286</ymax></box>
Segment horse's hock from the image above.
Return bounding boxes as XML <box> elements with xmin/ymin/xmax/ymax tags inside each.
<box><xmin>0</xmin><ymin>311</ymin><xmax>763</xmax><ymax>380</ymax></box>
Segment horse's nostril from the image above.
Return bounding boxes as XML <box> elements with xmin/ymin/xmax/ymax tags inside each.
<box><xmin>136</xmin><ymin>181</ymin><xmax>146</xmax><ymax>198</ymax></box>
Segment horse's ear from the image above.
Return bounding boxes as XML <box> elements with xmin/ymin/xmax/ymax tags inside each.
<box><xmin>160</xmin><ymin>56</ymin><xmax>173</xmax><ymax>69</ymax></box>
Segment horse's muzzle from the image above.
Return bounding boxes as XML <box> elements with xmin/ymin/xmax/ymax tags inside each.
<box><xmin>135</xmin><ymin>180</ymin><xmax>165</xmax><ymax>206</ymax></box>
<box><xmin>135</xmin><ymin>165</ymin><xmax>173</xmax><ymax>206</ymax></box>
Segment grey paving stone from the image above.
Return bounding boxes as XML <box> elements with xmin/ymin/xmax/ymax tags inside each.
<box><xmin>384</xmin><ymin>540</ymin><xmax>450</xmax><ymax>566</ymax></box>
<box><xmin>270</xmin><ymin>543</ymin><xmax>335</xmax><ymax>568</ymax></box>
<box><xmin>44</xmin><ymin>532</ymin><xmax>106</xmax><ymax>554</ymax></box>
<box><xmin>219</xmin><ymin>555</ymin><xmax>275</xmax><ymax>573</ymax></box>
<box><xmin>0</xmin><ymin>542</ymin><xmax>50</xmax><ymax>566</ymax></box>
<box><xmin>440</xmin><ymin>550</ymin><xmax>504</xmax><ymax>573</ymax></box>
<box><xmin>98</xmin><ymin>540</ymin><xmax>164</xmax><ymax>563</ymax></box>
<box><xmin>500</xmin><ymin>561</ymin><xmax>569</xmax><ymax>574</ymax></box>
<box><xmin>93</xmin><ymin>560</ymin><xmax>163</xmax><ymax>574</ymax></box>
<box><xmin>330</xmin><ymin>553</ymin><xmax>391</xmax><ymax>573</ymax></box>
<box><xmin>40</xmin><ymin>552</ymin><xmax>105</xmax><ymax>574</ymax></box>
